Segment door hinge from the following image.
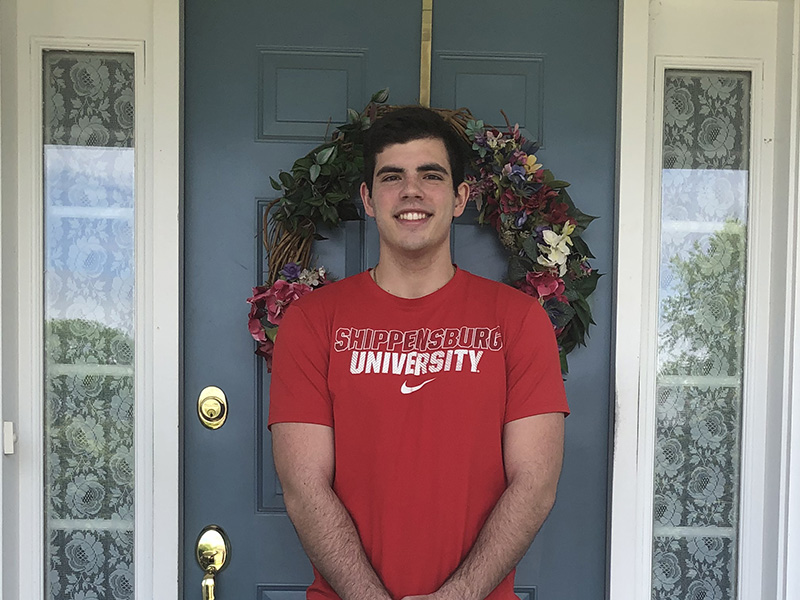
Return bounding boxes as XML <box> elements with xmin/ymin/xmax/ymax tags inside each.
<box><xmin>3</xmin><ymin>421</ymin><xmax>17</xmax><ymax>455</ymax></box>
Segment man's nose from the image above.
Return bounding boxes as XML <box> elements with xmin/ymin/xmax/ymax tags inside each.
<box><xmin>401</xmin><ymin>176</ymin><xmax>423</xmax><ymax>198</ymax></box>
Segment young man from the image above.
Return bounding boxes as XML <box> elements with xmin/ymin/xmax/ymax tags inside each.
<box><xmin>269</xmin><ymin>107</ymin><xmax>568</xmax><ymax>600</ymax></box>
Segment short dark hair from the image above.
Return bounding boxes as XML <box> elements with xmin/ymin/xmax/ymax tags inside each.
<box><xmin>362</xmin><ymin>106</ymin><xmax>466</xmax><ymax>194</ymax></box>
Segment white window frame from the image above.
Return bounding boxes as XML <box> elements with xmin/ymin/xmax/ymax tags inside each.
<box><xmin>612</xmin><ymin>1</ymin><xmax>798</xmax><ymax>599</ymax></box>
<box><xmin>1</xmin><ymin>1</ymin><xmax>181</xmax><ymax>598</ymax></box>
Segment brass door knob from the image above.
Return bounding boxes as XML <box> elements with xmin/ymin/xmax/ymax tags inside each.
<box><xmin>198</xmin><ymin>386</ymin><xmax>227</xmax><ymax>429</ymax></box>
<box><xmin>196</xmin><ymin>525</ymin><xmax>230</xmax><ymax>600</ymax></box>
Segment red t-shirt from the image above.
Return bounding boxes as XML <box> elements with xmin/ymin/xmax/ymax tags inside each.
<box><xmin>269</xmin><ymin>268</ymin><xmax>569</xmax><ymax>600</ymax></box>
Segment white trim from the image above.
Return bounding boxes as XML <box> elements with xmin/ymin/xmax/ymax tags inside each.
<box><xmin>149</xmin><ymin>2</ymin><xmax>182</xmax><ymax>598</ymax></box>
<box><xmin>611</xmin><ymin>2</ymin><xmax>783</xmax><ymax>594</ymax></box>
<box><xmin>18</xmin><ymin>33</ymin><xmax>46</xmax><ymax>600</ymax></box>
<box><xmin>0</xmin><ymin>11</ymin><xmax>6</xmax><ymax>600</ymax></box>
<box><xmin>14</xmin><ymin>28</ymin><xmax>181</xmax><ymax>599</ymax></box>
<box><xmin>782</xmin><ymin>3</ymin><xmax>800</xmax><ymax>598</ymax></box>
<box><xmin>27</xmin><ymin>35</ymin><xmax>148</xmax><ymax>599</ymax></box>
<box><xmin>609</xmin><ymin>2</ymin><xmax>651</xmax><ymax>598</ymax></box>
<box><xmin>649</xmin><ymin>56</ymin><xmax>771</xmax><ymax>600</ymax></box>
<box><xmin>5</xmin><ymin>4</ymin><xmax>182</xmax><ymax>599</ymax></box>
<box><xmin>649</xmin><ymin>56</ymin><xmax>773</xmax><ymax>600</ymax></box>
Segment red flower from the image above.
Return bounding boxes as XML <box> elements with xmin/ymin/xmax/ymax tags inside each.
<box><xmin>255</xmin><ymin>339</ymin><xmax>275</xmax><ymax>371</ymax></box>
<box><xmin>246</xmin><ymin>285</ymin><xmax>270</xmax><ymax>342</ymax></box>
<box><xmin>499</xmin><ymin>188</ymin><xmax>521</xmax><ymax>214</ymax></box>
<box><xmin>517</xmin><ymin>270</ymin><xmax>568</xmax><ymax>304</ymax></box>
<box><xmin>264</xmin><ymin>279</ymin><xmax>313</xmax><ymax>325</ymax></box>
<box><xmin>544</xmin><ymin>201</ymin><xmax>571</xmax><ymax>225</ymax></box>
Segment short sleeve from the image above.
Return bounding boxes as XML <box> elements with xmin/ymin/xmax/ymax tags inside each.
<box><xmin>504</xmin><ymin>301</ymin><xmax>570</xmax><ymax>423</ymax></box>
<box><xmin>268</xmin><ymin>303</ymin><xmax>334</xmax><ymax>429</ymax></box>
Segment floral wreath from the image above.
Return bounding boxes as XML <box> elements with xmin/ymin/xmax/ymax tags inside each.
<box><xmin>248</xmin><ymin>90</ymin><xmax>600</xmax><ymax>374</ymax></box>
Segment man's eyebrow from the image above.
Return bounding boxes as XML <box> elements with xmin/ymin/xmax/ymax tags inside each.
<box><xmin>375</xmin><ymin>166</ymin><xmax>405</xmax><ymax>176</ymax></box>
<box><xmin>375</xmin><ymin>163</ymin><xmax>449</xmax><ymax>176</ymax></box>
<box><xmin>417</xmin><ymin>163</ymin><xmax>448</xmax><ymax>174</ymax></box>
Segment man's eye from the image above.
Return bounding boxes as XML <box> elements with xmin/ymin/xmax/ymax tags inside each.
<box><xmin>424</xmin><ymin>173</ymin><xmax>444</xmax><ymax>180</ymax></box>
<box><xmin>382</xmin><ymin>174</ymin><xmax>400</xmax><ymax>182</ymax></box>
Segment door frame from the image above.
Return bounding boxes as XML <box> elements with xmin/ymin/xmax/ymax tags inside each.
<box><xmin>611</xmin><ymin>0</ymin><xmax>800</xmax><ymax>598</ymax></box>
<box><xmin>4</xmin><ymin>0</ymin><xmax>800</xmax><ymax>598</ymax></box>
<box><xmin>0</xmin><ymin>1</ymin><xmax>182</xmax><ymax>598</ymax></box>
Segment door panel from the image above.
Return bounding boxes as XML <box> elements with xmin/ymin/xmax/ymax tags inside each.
<box><xmin>185</xmin><ymin>2</ymin><xmax>618</xmax><ymax>598</ymax></box>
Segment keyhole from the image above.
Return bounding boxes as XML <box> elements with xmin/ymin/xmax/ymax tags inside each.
<box><xmin>203</xmin><ymin>399</ymin><xmax>221</xmax><ymax>419</ymax></box>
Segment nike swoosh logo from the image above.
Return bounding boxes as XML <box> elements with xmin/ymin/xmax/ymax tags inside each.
<box><xmin>400</xmin><ymin>378</ymin><xmax>436</xmax><ymax>394</ymax></box>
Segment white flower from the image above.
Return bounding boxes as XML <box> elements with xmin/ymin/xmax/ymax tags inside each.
<box><xmin>298</xmin><ymin>266</ymin><xmax>327</xmax><ymax>287</ymax></box>
<box><xmin>537</xmin><ymin>223</ymin><xmax>574</xmax><ymax>276</ymax></box>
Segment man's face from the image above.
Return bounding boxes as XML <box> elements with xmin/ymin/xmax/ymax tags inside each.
<box><xmin>360</xmin><ymin>137</ymin><xmax>469</xmax><ymax>262</ymax></box>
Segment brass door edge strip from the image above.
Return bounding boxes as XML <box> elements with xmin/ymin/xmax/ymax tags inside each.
<box><xmin>419</xmin><ymin>0</ymin><xmax>433</xmax><ymax>107</ymax></box>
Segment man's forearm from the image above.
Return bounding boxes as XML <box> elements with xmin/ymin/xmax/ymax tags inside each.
<box><xmin>284</xmin><ymin>484</ymin><xmax>392</xmax><ymax>600</ymax></box>
<box><xmin>436</xmin><ymin>475</ymin><xmax>557</xmax><ymax>600</ymax></box>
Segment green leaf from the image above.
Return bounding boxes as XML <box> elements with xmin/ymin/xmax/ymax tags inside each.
<box><xmin>265</xmin><ymin>326</ymin><xmax>279</xmax><ymax>342</ymax></box>
<box><xmin>507</xmin><ymin>255</ymin><xmax>532</xmax><ymax>283</ymax></box>
<box><xmin>547</xmin><ymin>301</ymin><xmax>576</xmax><ymax>329</ymax></box>
<box><xmin>269</xmin><ymin>177</ymin><xmax>282</xmax><ymax>191</ymax></box>
<box><xmin>522</xmin><ymin>235</ymin><xmax>539</xmax><ymax>261</ymax></box>
<box><xmin>309</xmin><ymin>164</ymin><xmax>321</xmax><ymax>182</ymax></box>
<box><xmin>347</xmin><ymin>108</ymin><xmax>360</xmax><ymax>123</ymax></box>
<box><xmin>337</xmin><ymin>202</ymin><xmax>362</xmax><ymax>221</ymax></box>
<box><xmin>371</xmin><ymin>88</ymin><xmax>389</xmax><ymax>103</ymax></box>
<box><xmin>316</xmin><ymin>145</ymin><xmax>335</xmax><ymax>165</ymax></box>
<box><xmin>572</xmin><ymin>271</ymin><xmax>601</xmax><ymax>297</ymax></box>
<box><xmin>571</xmin><ymin>235</ymin><xmax>595</xmax><ymax>260</ymax></box>
<box><xmin>560</xmin><ymin>190</ymin><xmax>598</xmax><ymax>234</ymax></box>
<box><xmin>295</xmin><ymin>156</ymin><xmax>314</xmax><ymax>170</ymax></box>
<box><xmin>320</xmin><ymin>202</ymin><xmax>338</xmax><ymax>225</ymax></box>
<box><xmin>278</xmin><ymin>171</ymin><xmax>294</xmax><ymax>188</ymax></box>
<box><xmin>548</xmin><ymin>180</ymin><xmax>571</xmax><ymax>188</ymax></box>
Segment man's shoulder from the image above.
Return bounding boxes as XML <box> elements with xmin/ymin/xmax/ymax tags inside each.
<box><xmin>459</xmin><ymin>269</ymin><xmax>539</xmax><ymax>309</ymax></box>
<box><xmin>292</xmin><ymin>270</ymin><xmax>368</xmax><ymax>313</ymax></box>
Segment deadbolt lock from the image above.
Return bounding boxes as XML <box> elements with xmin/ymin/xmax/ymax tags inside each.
<box><xmin>198</xmin><ymin>386</ymin><xmax>227</xmax><ymax>429</ymax></box>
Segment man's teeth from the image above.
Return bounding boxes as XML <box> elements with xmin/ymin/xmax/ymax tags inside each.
<box><xmin>397</xmin><ymin>212</ymin><xmax>428</xmax><ymax>221</ymax></box>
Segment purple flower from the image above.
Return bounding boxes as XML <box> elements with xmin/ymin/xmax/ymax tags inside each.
<box><xmin>280</xmin><ymin>262</ymin><xmax>302</xmax><ymax>280</ymax></box>
<box><xmin>515</xmin><ymin>211</ymin><xmax>529</xmax><ymax>227</ymax></box>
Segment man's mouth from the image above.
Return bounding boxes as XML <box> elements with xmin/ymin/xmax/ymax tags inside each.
<box><xmin>396</xmin><ymin>211</ymin><xmax>431</xmax><ymax>222</ymax></box>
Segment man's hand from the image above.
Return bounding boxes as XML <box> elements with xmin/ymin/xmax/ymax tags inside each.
<box><xmin>407</xmin><ymin>413</ymin><xmax>565</xmax><ymax>600</ymax></box>
<box><xmin>272</xmin><ymin>422</ymin><xmax>393</xmax><ymax>600</ymax></box>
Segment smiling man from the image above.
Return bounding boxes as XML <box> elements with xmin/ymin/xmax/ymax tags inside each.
<box><xmin>269</xmin><ymin>107</ymin><xmax>569</xmax><ymax>600</ymax></box>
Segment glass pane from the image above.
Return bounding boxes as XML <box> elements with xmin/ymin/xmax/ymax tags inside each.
<box><xmin>652</xmin><ymin>70</ymin><xmax>750</xmax><ymax>600</ymax></box>
<box><xmin>43</xmin><ymin>50</ymin><xmax>135</xmax><ymax>600</ymax></box>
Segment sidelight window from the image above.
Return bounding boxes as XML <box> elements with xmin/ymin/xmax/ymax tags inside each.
<box><xmin>42</xmin><ymin>50</ymin><xmax>136</xmax><ymax>600</ymax></box>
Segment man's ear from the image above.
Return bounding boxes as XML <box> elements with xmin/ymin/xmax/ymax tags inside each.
<box><xmin>360</xmin><ymin>182</ymin><xmax>375</xmax><ymax>217</ymax></box>
<box><xmin>453</xmin><ymin>181</ymin><xmax>470</xmax><ymax>218</ymax></box>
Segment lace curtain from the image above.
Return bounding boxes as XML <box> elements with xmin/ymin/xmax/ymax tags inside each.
<box><xmin>43</xmin><ymin>51</ymin><xmax>136</xmax><ymax>600</ymax></box>
<box><xmin>651</xmin><ymin>70</ymin><xmax>750</xmax><ymax>600</ymax></box>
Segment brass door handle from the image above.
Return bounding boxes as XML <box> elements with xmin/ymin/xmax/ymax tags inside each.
<box><xmin>196</xmin><ymin>525</ymin><xmax>230</xmax><ymax>599</ymax></box>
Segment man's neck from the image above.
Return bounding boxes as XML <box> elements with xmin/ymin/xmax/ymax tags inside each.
<box><xmin>371</xmin><ymin>253</ymin><xmax>456</xmax><ymax>299</ymax></box>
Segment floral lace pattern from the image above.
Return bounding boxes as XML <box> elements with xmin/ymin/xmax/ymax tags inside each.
<box><xmin>44</xmin><ymin>51</ymin><xmax>135</xmax><ymax>148</ymax></box>
<box><xmin>652</xmin><ymin>70</ymin><xmax>750</xmax><ymax>600</ymax></box>
<box><xmin>43</xmin><ymin>51</ymin><xmax>135</xmax><ymax>600</ymax></box>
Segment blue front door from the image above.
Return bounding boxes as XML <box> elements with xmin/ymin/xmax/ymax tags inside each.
<box><xmin>184</xmin><ymin>2</ymin><xmax>618</xmax><ymax>598</ymax></box>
